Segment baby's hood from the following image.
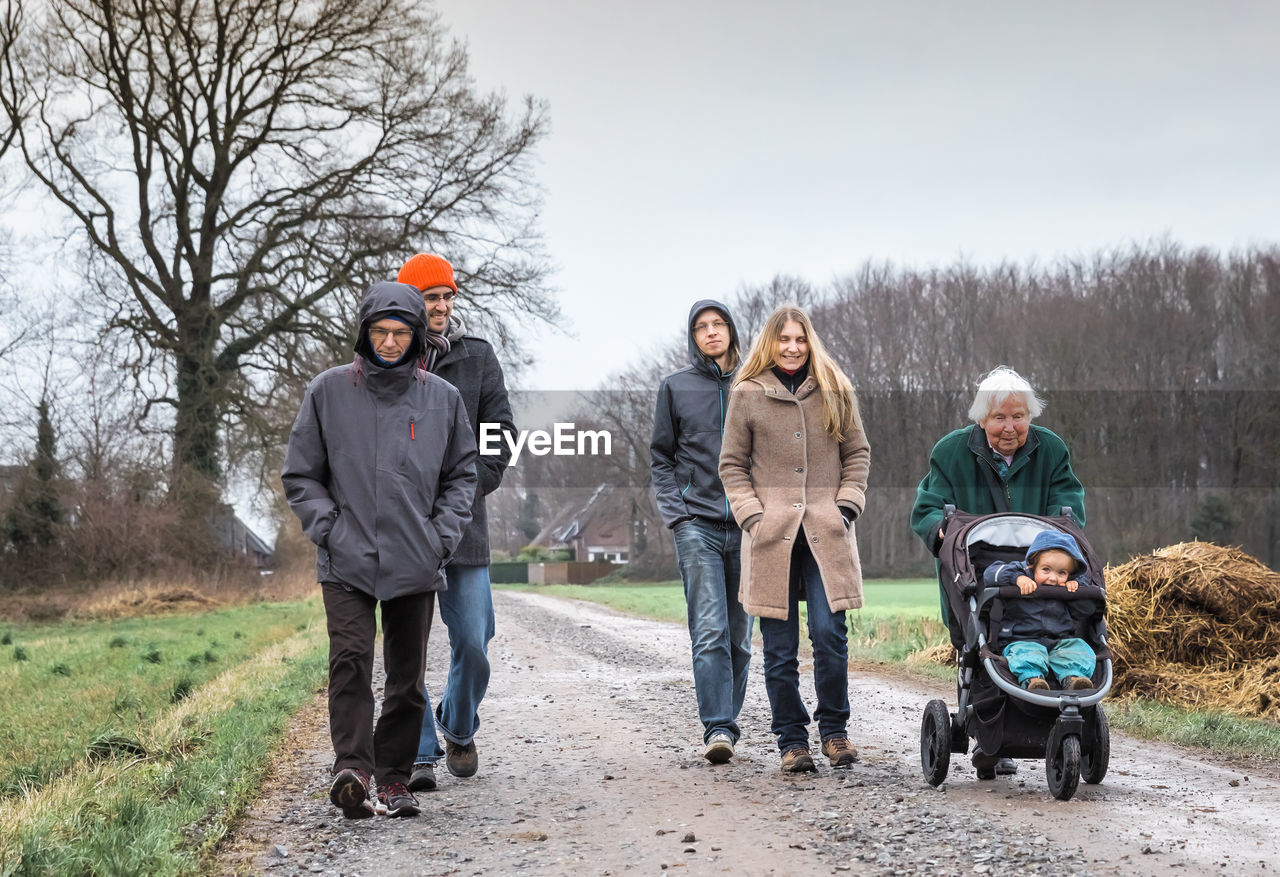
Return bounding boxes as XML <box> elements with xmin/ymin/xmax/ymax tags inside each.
<box><xmin>1024</xmin><ymin>529</ymin><xmax>1088</xmax><ymax>578</ymax></box>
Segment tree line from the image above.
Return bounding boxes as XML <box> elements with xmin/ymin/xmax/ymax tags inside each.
<box><xmin>485</xmin><ymin>242</ymin><xmax>1280</xmax><ymax>578</ymax></box>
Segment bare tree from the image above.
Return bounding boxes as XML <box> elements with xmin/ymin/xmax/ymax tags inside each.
<box><xmin>0</xmin><ymin>0</ymin><xmax>37</xmax><ymax>364</ymax></box>
<box><xmin>731</xmin><ymin>274</ymin><xmax>822</xmax><ymax>342</ymax></box>
<box><xmin>0</xmin><ymin>0</ymin><xmax>554</xmax><ymax>507</ymax></box>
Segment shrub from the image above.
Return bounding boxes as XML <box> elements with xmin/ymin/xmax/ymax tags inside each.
<box><xmin>51</xmin><ymin>663</ymin><xmax>71</xmax><ymax>677</ymax></box>
<box><xmin>515</xmin><ymin>545</ymin><xmax>553</xmax><ymax>563</ymax></box>
<box><xmin>13</xmin><ymin>646</ymin><xmax>29</xmax><ymax>661</ymax></box>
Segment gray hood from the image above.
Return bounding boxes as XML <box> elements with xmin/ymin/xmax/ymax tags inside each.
<box><xmin>353</xmin><ymin>281</ymin><xmax>429</xmax><ymax>366</ymax></box>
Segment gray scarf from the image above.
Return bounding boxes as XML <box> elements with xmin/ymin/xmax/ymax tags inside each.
<box><xmin>422</xmin><ymin>316</ymin><xmax>467</xmax><ymax>373</ymax></box>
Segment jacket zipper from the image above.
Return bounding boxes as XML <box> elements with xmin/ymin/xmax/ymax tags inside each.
<box><xmin>720</xmin><ymin>381</ymin><xmax>730</xmax><ymax>521</ymax></box>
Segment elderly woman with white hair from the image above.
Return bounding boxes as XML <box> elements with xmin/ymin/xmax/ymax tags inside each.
<box><xmin>910</xmin><ymin>365</ymin><xmax>1085</xmax><ymax>776</ymax></box>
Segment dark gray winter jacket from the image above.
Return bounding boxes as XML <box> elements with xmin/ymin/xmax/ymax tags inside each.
<box><xmin>282</xmin><ymin>281</ymin><xmax>478</xmax><ymax>600</ymax></box>
<box><xmin>650</xmin><ymin>299</ymin><xmax>741</xmax><ymax>529</ymax></box>
<box><xmin>431</xmin><ymin>326</ymin><xmax>515</xmax><ymax>566</ymax></box>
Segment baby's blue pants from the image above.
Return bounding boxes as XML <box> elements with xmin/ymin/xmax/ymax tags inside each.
<box><xmin>1003</xmin><ymin>638</ymin><xmax>1096</xmax><ymax>686</ymax></box>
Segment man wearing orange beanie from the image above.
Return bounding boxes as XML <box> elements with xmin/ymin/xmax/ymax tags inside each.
<box><xmin>396</xmin><ymin>252</ymin><xmax>516</xmax><ymax>790</ymax></box>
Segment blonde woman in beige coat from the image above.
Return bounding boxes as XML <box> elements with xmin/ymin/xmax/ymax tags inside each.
<box><xmin>719</xmin><ymin>305</ymin><xmax>870</xmax><ymax>773</ymax></box>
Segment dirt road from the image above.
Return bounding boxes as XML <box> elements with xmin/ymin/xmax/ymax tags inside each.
<box><xmin>218</xmin><ymin>591</ymin><xmax>1280</xmax><ymax>876</ymax></box>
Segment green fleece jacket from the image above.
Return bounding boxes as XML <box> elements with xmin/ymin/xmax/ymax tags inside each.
<box><xmin>910</xmin><ymin>424</ymin><xmax>1086</xmax><ymax>556</ymax></box>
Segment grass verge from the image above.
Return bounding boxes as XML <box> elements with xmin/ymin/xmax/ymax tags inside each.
<box><xmin>0</xmin><ymin>598</ymin><xmax>327</xmax><ymax>876</ymax></box>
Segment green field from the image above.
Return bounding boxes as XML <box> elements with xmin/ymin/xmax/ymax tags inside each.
<box><xmin>0</xmin><ymin>598</ymin><xmax>327</xmax><ymax>876</ymax></box>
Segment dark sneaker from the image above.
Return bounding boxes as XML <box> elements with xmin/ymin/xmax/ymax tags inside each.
<box><xmin>409</xmin><ymin>762</ymin><xmax>437</xmax><ymax>792</ymax></box>
<box><xmin>780</xmin><ymin>747</ymin><xmax>816</xmax><ymax>773</ymax></box>
<box><xmin>376</xmin><ymin>781</ymin><xmax>420</xmax><ymax>818</ymax></box>
<box><xmin>329</xmin><ymin>768</ymin><xmax>375</xmax><ymax>819</ymax></box>
<box><xmin>821</xmin><ymin>736</ymin><xmax>858</xmax><ymax>767</ymax></box>
<box><xmin>1064</xmin><ymin>675</ymin><xmax>1093</xmax><ymax>690</ymax></box>
<box><xmin>445</xmin><ymin>740</ymin><xmax>478</xmax><ymax>778</ymax></box>
<box><xmin>704</xmin><ymin>732</ymin><xmax>734</xmax><ymax>764</ymax></box>
<box><xmin>1026</xmin><ymin>677</ymin><xmax>1050</xmax><ymax>691</ymax></box>
<box><xmin>995</xmin><ymin>757</ymin><xmax>1018</xmax><ymax>775</ymax></box>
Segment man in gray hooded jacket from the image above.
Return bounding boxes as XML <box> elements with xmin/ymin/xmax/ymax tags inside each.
<box><xmin>283</xmin><ymin>281</ymin><xmax>477</xmax><ymax>819</ymax></box>
<box><xmin>650</xmin><ymin>299</ymin><xmax>753</xmax><ymax>764</ymax></box>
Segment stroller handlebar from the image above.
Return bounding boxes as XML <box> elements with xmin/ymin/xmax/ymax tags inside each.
<box><xmin>986</xmin><ymin>583</ymin><xmax>1106</xmax><ymax>603</ymax></box>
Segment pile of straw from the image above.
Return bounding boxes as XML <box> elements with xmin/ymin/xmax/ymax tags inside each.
<box><xmin>907</xmin><ymin>642</ymin><xmax>957</xmax><ymax>668</ymax></box>
<box><xmin>1105</xmin><ymin>541</ymin><xmax>1280</xmax><ymax>719</ymax></box>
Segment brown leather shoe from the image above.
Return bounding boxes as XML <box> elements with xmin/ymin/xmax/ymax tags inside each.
<box><xmin>1026</xmin><ymin>677</ymin><xmax>1050</xmax><ymax>691</ymax></box>
<box><xmin>780</xmin><ymin>747</ymin><xmax>816</xmax><ymax>773</ymax></box>
<box><xmin>1064</xmin><ymin>675</ymin><xmax>1094</xmax><ymax>690</ymax></box>
<box><xmin>821</xmin><ymin>736</ymin><xmax>858</xmax><ymax>767</ymax></box>
<box><xmin>445</xmin><ymin>740</ymin><xmax>478</xmax><ymax>778</ymax></box>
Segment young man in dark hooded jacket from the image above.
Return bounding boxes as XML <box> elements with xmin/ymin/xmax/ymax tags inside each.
<box><xmin>283</xmin><ymin>281</ymin><xmax>477</xmax><ymax>819</ymax></box>
<box><xmin>396</xmin><ymin>253</ymin><xmax>516</xmax><ymax>789</ymax></box>
<box><xmin>650</xmin><ymin>300</ymin><xmax>753</xmax><ymax>764</ymax></box>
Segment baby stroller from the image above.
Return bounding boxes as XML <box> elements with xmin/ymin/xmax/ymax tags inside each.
<box><xmin>919</xmin><ymin>507</ymin><xmax>1112</xmax><ymax>800</ymax></box>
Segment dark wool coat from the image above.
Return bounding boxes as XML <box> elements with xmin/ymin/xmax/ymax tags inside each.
<box><xmin>719</xmin><ymin>371</ymin><xmax>871</xmax><ymax>620</ymax></box>
<box><xmin>910</xmin><ymin>424</ymin><xmax>1086</xmax><ymax>556</ymax></box>
<box><xmin>282</xmin><ymin>282</ymin><xmax>478</xmax><ymax>600</ymax></box>
<box><xmin>432</xmin><ymin>331</ymin><xmax>515</xmax><ymax>566</ymax></box>
<box><xmin>650</xmin><ymin>298</ymin><xmax>741</xmax><ymax>528</ymax></box>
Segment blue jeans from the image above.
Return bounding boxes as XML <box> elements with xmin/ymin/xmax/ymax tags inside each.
<box><xmin>673</xmin><ymin>518</ymin><xmax>753</xmax><ymax>743</ymax></box>
<box><xmin>416</xmin><ymin>564</ymin><xmax>495</xmax><ymax>764</ymax></box>
<box><xmin>758</xmin><ymin>534</ymin><xmax>850</xmax><ymax>753</ymax></box>
<box><xmin>1003</xmin><ymin>638</ymin><xmax>1096</xmax><ymax>685</ymax></box>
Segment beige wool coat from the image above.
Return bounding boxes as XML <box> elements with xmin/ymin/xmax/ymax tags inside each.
<box><xmin>718</xmin><ymin>371</ymin><xmax>871</xmax><ymax>620</ymax></box>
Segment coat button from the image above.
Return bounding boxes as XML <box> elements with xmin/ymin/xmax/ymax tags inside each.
<box><xmin>793</xmin><ymin>503</ymin><xmax>803</xmax><ymax>509</ymax></box>
<box><xmin>812</xmin><ymin>535</ymin><xmax>819</xmax><ymax>543</ymax></box>
<box><xmin>794</xmin><ymin>432</ymin><xmax>802</xmax><ymax>438</ymax></box>
<box><xmin>795</xmin><ymin>467</ymin><xmax>803</xmax><ymax>473</ymax></box>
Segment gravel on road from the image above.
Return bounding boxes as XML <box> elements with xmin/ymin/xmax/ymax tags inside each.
<box><xmin>217</xmin><ymin>590</ymin><xmax>1280</xmax><ymax>876</ymax></box>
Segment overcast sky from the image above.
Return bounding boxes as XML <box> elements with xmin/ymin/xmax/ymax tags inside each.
<box><xmin>430</xmin><ymin>0</ymin><xmax>1280</xmax><ymax>390</ymax></box>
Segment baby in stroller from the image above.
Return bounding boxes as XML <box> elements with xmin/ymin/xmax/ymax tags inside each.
<box><xmin>919</xmin><ymin>510</ymin><xmax>1111</xmax><ymax>800</ymax></box>
<box><xmin>984</xmin><ymin>530</ymin><xmax>1097</xmax><ymax>692</ymax></box>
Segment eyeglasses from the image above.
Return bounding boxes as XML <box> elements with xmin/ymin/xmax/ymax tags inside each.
<box><xmin>693</xmin><ymin>319</ymin><xmax>728</xmax><ymax>335</ymax></box>
<box><xmin>424</xmin><ymin>291</ymin><xmax>459</xmax><ymax>304</ymax></box>
<box><xmin>369</xmin><ymin>327</ymin><xmax>414</xmax><ymax>344</ymax></box>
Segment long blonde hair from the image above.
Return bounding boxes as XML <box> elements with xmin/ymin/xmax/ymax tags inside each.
<box><xmin>736</xmin><ymin>305</ymin><xmax>862</xmax><ymax>441</ymax></box>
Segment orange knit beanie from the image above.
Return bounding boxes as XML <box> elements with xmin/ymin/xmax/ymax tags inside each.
<box><xmin>397</xmin><ymin>253</ymin><xmax>457</xmax><ymax>292</ymax></box>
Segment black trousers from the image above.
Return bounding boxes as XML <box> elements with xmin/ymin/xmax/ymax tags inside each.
<box><xmin>321</xmin><ymin>583</ymin><xmax>433</xmax><ymax>786</ymax></box>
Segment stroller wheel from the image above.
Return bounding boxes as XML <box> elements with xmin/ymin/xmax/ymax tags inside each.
<box><xmin>1080</xmin><ymin>706</ymin><xmax>1110</xmax><ymax>784</ymax></box>
<box><xmin>920</xmin><ymin>699</ymin><xmax>952</xmax><ymax>786</ymax></box>
<box><xmin>1046</xmin><ymin>734</ymin><xmax>1081</xmax><ymax>801</ymax></box>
